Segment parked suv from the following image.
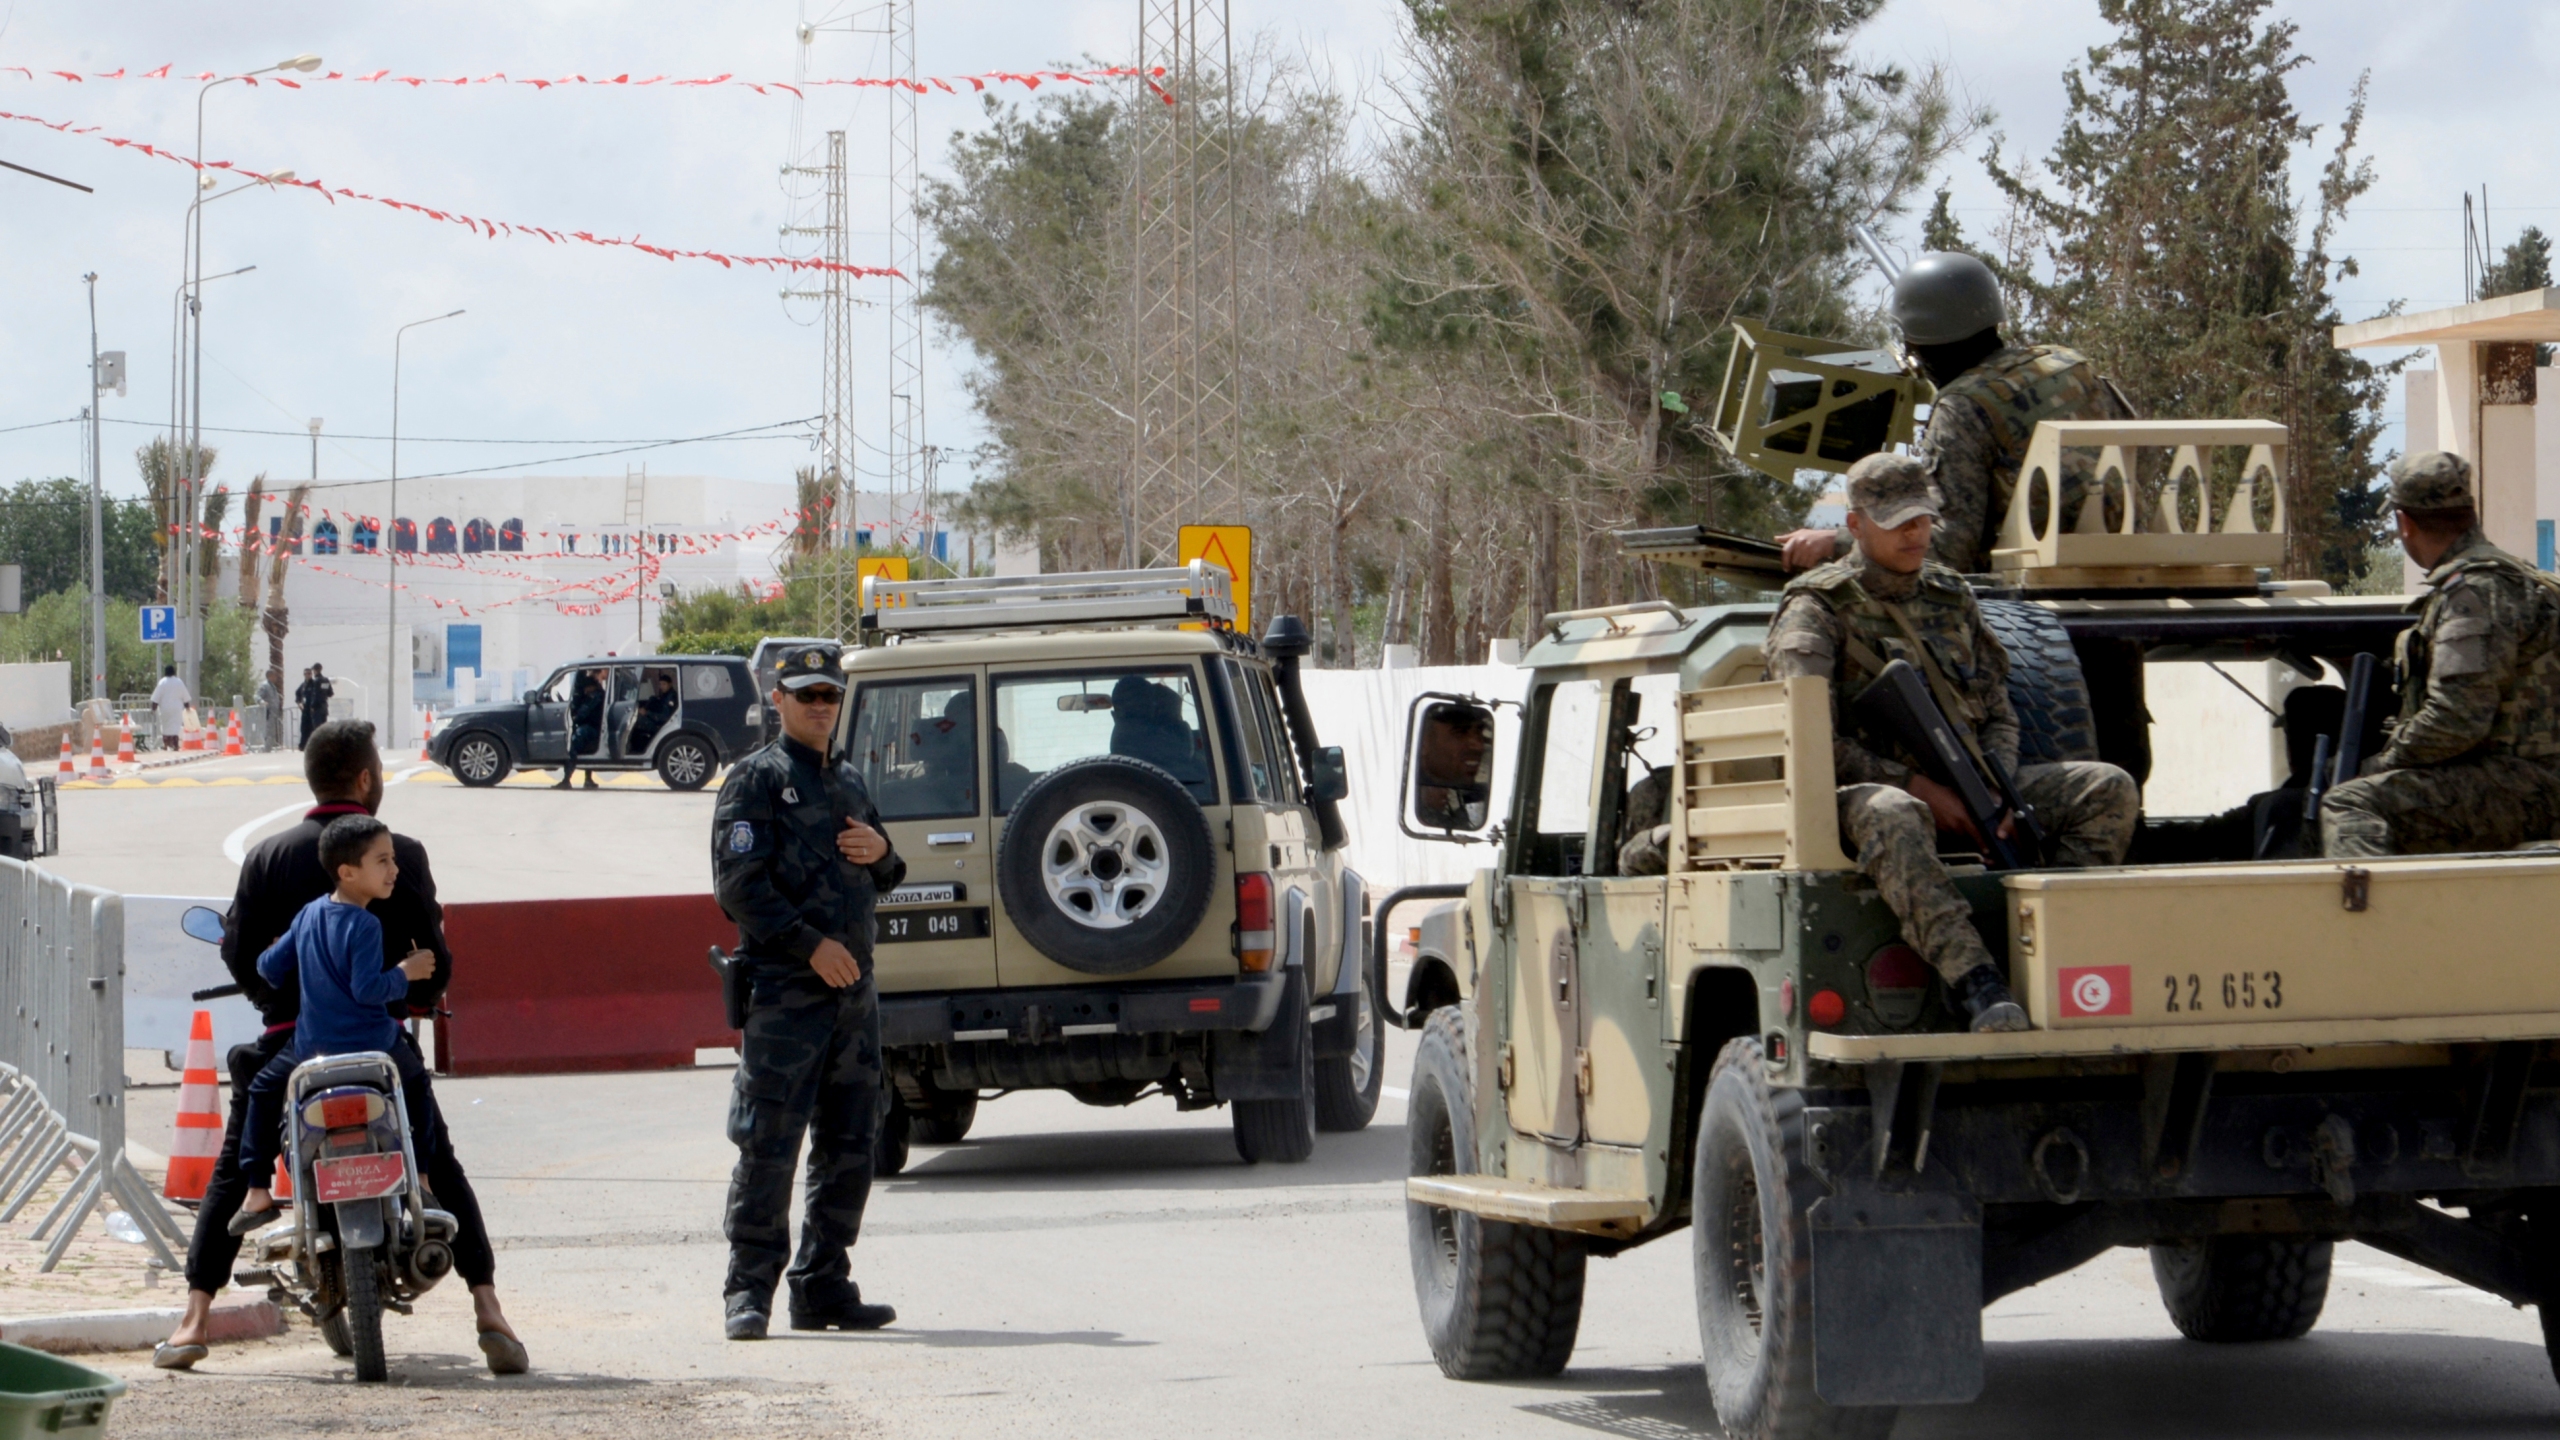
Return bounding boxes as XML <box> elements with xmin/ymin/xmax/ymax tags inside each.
<box><xmin>428</xmin><ymin>655</ymin><xmax>759</xmax><ymax>790</ymax></box>
<box><xmin>844</xmin><ymin>562</ymin><xmax>1383</xmax><ymax>1171</ymax></box>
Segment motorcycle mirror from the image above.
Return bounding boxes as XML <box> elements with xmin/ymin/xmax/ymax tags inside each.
<box><xmin>181</xmin><ymin>905</ymin><xmax>226</xmax><ymax>946</ymax></box>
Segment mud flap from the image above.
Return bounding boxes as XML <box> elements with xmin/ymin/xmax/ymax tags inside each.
<box><xmin>1212</xmin><ymin>966</ymin><xmax>1309</xmax><ymax>1101</ymax></box>
<box><xmin>1809</xmin><ymin>1189</ymin><xmax>1983</xmax><ymax>1405</ymax></box>
<box><xmin>336</xmin><ymin>1197</ymin><xmax>389</xmax><ymax>1251</ymax></box>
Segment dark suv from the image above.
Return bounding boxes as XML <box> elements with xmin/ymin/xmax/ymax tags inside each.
<box><xmin>428</xmin><ymin>655</ymin><xmax>760</xmax><ymax>790</ymax></box>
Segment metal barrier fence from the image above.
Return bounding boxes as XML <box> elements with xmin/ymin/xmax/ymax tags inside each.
<box><xmin>0</xmin><ymin>858</ymin><xmax>184</xmax><ymax>1271</ymax></box>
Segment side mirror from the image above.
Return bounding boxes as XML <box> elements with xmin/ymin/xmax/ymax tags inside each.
<box><xmin>1307</xmin><ymin>745</ymin><xmax>1348</xmax><ymax>804</ymax></box>
<box><xmin>1403</xmin><ymin>698</ymin><xmax>1498</xmax><ymax>839</ymax></box>
<box><xmin>181</xmin><ymin>905</ymin><xmax>226</xmax><ymax>947</ymax></box>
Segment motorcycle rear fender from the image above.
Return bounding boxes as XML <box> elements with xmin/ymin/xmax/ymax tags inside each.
<box><xmin>335</xmin><ymin>1196</ymin><xmax>389</xmax><ymax>1250</ymax></box>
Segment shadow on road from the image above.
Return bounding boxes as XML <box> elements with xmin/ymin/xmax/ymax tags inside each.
<box><xmin>887</xmin><ymin>1121</ymin><xmax>1407</xmax><ymax>1193</ymax></box>
<box><xmin>776</xmin><ymin>1327</ymin><xmax>1155</xmax><ymax>1350</ymax></box>
<box><xmin>1500</xmin><ymin>1331</ymin><xmax>2560</xmax><ymax>1440</ymax></box>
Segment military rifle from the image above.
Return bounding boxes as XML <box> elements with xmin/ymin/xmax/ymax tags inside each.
<box><xmin>1853</xmin><ymin>658</ymin><xmax>2048</xmax><ymax>870</ymax></box>
<box><xmin>2331</xmin><ymin>653</ymin><xmax>2379</xmax><ymax>789</ymax></box>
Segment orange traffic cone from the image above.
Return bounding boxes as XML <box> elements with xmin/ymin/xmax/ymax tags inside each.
<box><xmin>86</xmin><ymin>722</ymin><xmax>107</xmax><ymax>778</ymax></box>
<box><xmin>223</xmin><ymin>710</ymin><xmax>244</xmax><ymax>757</ymax></box>
<box><xmin>116</xmin><ymin>712</ymin><xmax>136</xmax><ymax>765</ymax></box>
<box><xmin>419</xmin><ymin>709</ymin><xmax>435</xmax><ymax>762</ymax></box>
<box><xmin>54</xmin><ymin>731</ymin><xmax>73</xmax><ymax>779</ymax></box>
<box><xmin>182</xmin><ymin>713</ymin><xmax>204</xmax><ymax>752</ymax></box>
<box><xmin>164</xmin><ymin>1010</ymin><xmax>223</xmax><ymax>1202</ymax></box>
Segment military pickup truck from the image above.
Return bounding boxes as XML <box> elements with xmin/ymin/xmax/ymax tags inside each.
<box><xmin>1390</xmin><ymin>418</ymin><xmax>2560</xmax><ymax>1438</ymax></box>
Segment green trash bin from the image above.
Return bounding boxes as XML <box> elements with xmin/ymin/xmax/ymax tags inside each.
<box><xmin>0</xmin><ymin>1342</ymin><xmax>125</xmax><ymax>1439</ymax></box>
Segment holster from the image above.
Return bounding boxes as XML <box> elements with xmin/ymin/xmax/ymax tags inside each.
<box><xmin>708</xmin><ymin>946</ymin><xmax>750</xmax><ymax>1032</ymax></box>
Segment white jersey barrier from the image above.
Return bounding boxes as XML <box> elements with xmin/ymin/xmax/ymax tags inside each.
<box><xmin>0</xmin><ymin>858</ymin><xmax>185</xmax><ymax>1271</ymax></box>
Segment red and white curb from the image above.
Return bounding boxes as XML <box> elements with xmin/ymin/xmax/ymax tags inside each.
<box><xmin>0</xmin><ymin>1295</ymin><xmax>281</xmax><ymax>1353</ymax></box>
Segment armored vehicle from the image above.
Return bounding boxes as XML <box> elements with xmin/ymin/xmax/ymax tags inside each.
<box><xmin>840</xmin><ymin>563</ymin><xmax>1381</xmax><ymax>1171</ymax></box>
<box><xmin>1391</xmin><ymin>419</ymin><xmax>2560</xmax><ymax>1437</ymax></box>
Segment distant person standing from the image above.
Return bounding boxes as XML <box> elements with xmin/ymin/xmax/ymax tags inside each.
<box><xmin>255</xmin><ymin>675</ymin><xmax>284</xmax><ymax>753</ymax></box>
<box><xmin>151</xmin><ymin>665</ymin><xmax>191</xmax><ymax>751</ymax></box>
<box><xmin>296</xmin><ymin>665</ymin><xmax>334</xmax><ymax>749</ymax></box>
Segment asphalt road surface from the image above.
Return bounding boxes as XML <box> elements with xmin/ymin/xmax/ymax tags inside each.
<box><xmin>107</xmin><ymin>1023</ymin><xmax>2560</xmax><ymax>1440</ymax></box>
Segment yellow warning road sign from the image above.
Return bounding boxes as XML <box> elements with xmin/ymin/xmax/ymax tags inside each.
<box><xmin>856</xmin><ymin>556</ymin><xmax>910</xmax><ymax>586</ymax></box>
<box><xmin>1178</xmin><ymin>525</ymin><xmax>1252</xmax><ymax>632</ymax></box>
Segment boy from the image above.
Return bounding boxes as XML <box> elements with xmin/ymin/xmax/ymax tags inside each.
<box><xmin>228</xmin><ymin>816</ymin><xmax>441</xmax><ymax>1232</ymax></box>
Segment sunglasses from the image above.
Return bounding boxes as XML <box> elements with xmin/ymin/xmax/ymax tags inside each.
<box><xmin>785</xmin><ymin>688</ymin><xmax>845</xmax><ymax>707</ymax></box>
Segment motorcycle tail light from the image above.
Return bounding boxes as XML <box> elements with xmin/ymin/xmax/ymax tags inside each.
<box><xmin>304</xmin><ymin>1089</ymin><xmax>388</xmax><ymax>1131</ymax></box>
<box><xmin>1235</xmin><ymin>872</ymin><xmax>1275</xmax><ymax>972</ymax></box>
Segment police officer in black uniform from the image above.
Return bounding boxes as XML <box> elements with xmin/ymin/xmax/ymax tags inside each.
<box><xmin>711</xmin><ymin>643</ymin><xmax>905</xmax><ymax>1341</ymax></box>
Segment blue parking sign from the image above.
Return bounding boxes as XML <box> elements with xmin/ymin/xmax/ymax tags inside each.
<box><xmin>139</xmin><ymin>605</ymin><xmax>177</xmax><ymax>643</ymax></box>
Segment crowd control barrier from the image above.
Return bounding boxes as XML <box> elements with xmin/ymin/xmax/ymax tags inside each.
<box><xmin>0</xmin><ymin>859</ymin><xmax>185</xmax><ymax>1271</ymax></box>
<box><xmin>437</xmin><ymin>894</ymin><xmax>738</xmax><ymax>1076</ymax></box>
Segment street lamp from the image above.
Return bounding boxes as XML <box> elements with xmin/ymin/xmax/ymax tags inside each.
<box><xmin>179</xmin><ymin>51</ymin><xmax>316</xmax><ymax>689</ymax></box>
<box><xmin>389</xmin><ymin>309</ymin><xmax>464</xmax><ymax>740</ymax></box>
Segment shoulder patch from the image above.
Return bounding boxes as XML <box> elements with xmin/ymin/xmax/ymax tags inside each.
<box><xmin>781</xmin><ymin>786</ymin><xmax>799</xmax><ymax>805</ymax></box>
<box><xmin>726</xmin><ymin>820</ymin><xmax>756</xmax><ymax>855</ymax></box>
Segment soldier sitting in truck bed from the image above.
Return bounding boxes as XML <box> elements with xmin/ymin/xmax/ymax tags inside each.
<box><xmin>1768</xmin><ymin>452</ymin><xmax>2140</xmax><ymax>1031</ymax></box>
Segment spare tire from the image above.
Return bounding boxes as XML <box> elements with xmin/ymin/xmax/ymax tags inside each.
<box><xmin>1978</xmin><ymin>599</ymin><xmax>2100</xmax><ymax>765</ymax></box>
<box><xmin>998</xmin><ymin>756</ymin><xmax>1216</xmax><ymax>976</ymax></box>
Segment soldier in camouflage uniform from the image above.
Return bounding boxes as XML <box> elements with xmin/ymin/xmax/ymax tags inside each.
<box><xmin>1769</xmin><ymin>454</ymin><xmax>2142</xmax><ymax>1032</ymax></box>
<box><xmin>2323</xmin><ymin>452</ymin><xmax>2560</xmax><ymax>857</ymax></box>
<box><xmin>1781</xmin><ymin>251</ymin><xmax>2133</xmax><ymax>576</ymax></box>
<box><xmin>711</xmin><ymin>643</ymin><xmax>907</xmax><ymax>1340</ymax></box>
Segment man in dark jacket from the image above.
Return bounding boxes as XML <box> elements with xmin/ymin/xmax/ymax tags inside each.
<box><xmin>711</xmin><ymin>643</ymin><xmax>904</xmax><ymax>1340</ymax></box>
<box><xmin>294</xmin><ymin>665</ymin><xmax>334</xmax><ymax>749</ymax></box>
<box><xmin>155</xmin><ymin>720</ymin><xmax>526</xmax><ymax>1374</ymax></box>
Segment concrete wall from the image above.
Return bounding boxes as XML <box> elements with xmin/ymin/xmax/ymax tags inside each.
<box><xmin>0</xmin><ymin>662</ymin><xmax>72</xmax><ymax>732</ymax></box>
<box><xmin>2139</xmin><ymin>659</ymin><xmax>2305</xmax><ymax>817</ymax></box>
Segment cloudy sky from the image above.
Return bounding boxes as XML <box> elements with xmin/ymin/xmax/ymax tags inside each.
<box><xmin>0</xmin><ymin>1</ymin><xmax>2547</xmax><ymax>518</ymax></box>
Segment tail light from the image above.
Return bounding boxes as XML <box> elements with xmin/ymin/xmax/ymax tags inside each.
<box><xmin>1235</xmin><ymin>872</ymin><xmax>1275</xmax><ymax>972</ymax></box>
<box><xmin>302</xmin><ymin>1089</ymin><xmax>387</xmax><ymax>1131</ymax></box>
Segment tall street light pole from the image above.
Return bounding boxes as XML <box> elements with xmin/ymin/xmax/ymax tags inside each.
<box><xmin>390</xmin><ymin>309</ymin><xmax>464</xmax><ymax>740</ymax></box>
<box><xmin>84</xmin><ymin>273</ymin><xmax>112</xmax><ymax>704</ymax></box>
<box><xmin>182</xmin><ymin>51</ymin><xmax>318</xmax><ymax>689</ymax></box>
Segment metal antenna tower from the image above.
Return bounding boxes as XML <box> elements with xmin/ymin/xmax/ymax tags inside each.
<box><xmin>781</xmin><ymin>129</ymin><xmax>858</xmax><ymax>636</ymax></box>
<box><xmin>1128</xmin><ymin>0</ymin><xmax>1240</xmax><ymax>566</ymax></box>
<box><xmin>885</xmin><ymin>0</ymin><xmax>931</xmax><ymax>568</ymax></box>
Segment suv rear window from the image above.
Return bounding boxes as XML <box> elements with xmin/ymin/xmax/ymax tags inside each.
<box><xmin>848</xmin><ymin>675</ymin><xmax>980</xmax><ymax>820</ymax></box>
<box><xmin>992</xmin><ymin>667</ymin><xmax>1217</xmax><ymax>813</ymax></box>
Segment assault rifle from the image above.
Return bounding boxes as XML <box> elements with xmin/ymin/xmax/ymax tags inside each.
<box><xmin>2331</xmin><ymin>652</ymin><xmax>2379</xmax><ymax>789</ymax></box>
<box><xmin>1853</xmin><ymin>658</ymin><xmax>2048</xmax><ymax>871</ymax></box>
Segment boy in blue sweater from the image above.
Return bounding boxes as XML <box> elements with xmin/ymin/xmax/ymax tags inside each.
<box><xmin>230</xmin><ymin>815</ymin><xmax>440</xmax><ymax>1229</ymax></box>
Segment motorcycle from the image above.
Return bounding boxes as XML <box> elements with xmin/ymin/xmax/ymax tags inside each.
<box><xmin>234</xmin><ymin>1051</ymin><xmax>458</xmax><ymax>1382</ymax></box>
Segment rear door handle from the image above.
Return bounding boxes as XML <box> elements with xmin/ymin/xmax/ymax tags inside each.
<box><xmin>927</xmin><ymin>831</ymin><xmax>975</xmax><ymax>846</ymax></box>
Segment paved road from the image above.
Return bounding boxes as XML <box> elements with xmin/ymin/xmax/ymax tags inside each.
<box><xmin>106</xmin><ymin>1021</ymin><xmax>2560</xmax><ymax>1440</ymax></box>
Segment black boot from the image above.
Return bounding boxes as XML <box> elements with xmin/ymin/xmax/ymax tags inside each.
<box><xmin>1951</xmin><ymin>964</ymin><xmax>2030</xmax><ymax>1034</ymax></box>
<box><xmin>724</xmin><ymin>1293</ymin><xmax>770</xmax><ymax>1341</ymax></box>
<box><xmin>789</xmin><ymin>1283</ymin><xmax>895</xmax><ymax>1332</ymax></box>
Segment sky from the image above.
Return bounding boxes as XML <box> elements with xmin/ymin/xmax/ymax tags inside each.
<box><xmin>0</xmin><ymin>1</ymin><xmax>2551</xmax><ymax>516</ymax></box>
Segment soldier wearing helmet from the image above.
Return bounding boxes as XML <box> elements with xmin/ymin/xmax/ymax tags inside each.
<box><xmin>1778</xmin><ymin>251</ymin><xmax>2134</xmax><ymax>575</ymax></box>
<box><xmin>2322</xmin><ymin>452</ymin><xmax>2560</xmax><ymax>856</ymax></box>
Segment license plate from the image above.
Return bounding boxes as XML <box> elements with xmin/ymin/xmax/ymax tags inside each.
<box><xmin>877</xmin><ymin>906</ymin><xmax>990</xmax><ymax>944</ymax></box>
<box><xmin>313</xmin><ymin>1152</ymin><xmax>407</xmax><ymax>1204</ymax></box>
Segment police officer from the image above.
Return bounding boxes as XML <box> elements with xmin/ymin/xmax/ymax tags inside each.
<box><xmin>1779</xmin><ymin>251</ymin><xmax>2134</xmax><ymax>575</ymax></box>
<box><xmin>1768</xmin><ymin>453</ymin><xmax>2141</xmax><ymax>1032</ymax></box>
<box><xmin>711</xmin><ymin>643</ymin><xmax>906</xmax><ymax>1341</ymax></box>
<box><xmin>2323</xmin><ymin>452</ymin><xmax>2560</xmax><ymax>856</ymax></box>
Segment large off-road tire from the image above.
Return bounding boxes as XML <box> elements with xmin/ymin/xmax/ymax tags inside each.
<box><xmin>449</xmin><ymin>732</ymin><xmax>511</xmax><ymax>788</ymax></box>
<box><xmin>1406</xmin><ymin>1005</ymin><xmax>1585</xmax><ymax>1379</ymax></box>
<box><xmin>1313</xmin><ymin>947</ymin><xmax>1384</xmax><ymax>1133</ymax></box>
<box><xmin>343</xmin><ymin>1244</ymin><xmax>388</xmax><ymax>1383</ymax></box>
<box><xmin>656</xmin><ymin>733</ymin><xmax>718</xmax><ymax>792</ymax></box>
<box><xmin>998</xmin><ymin>756</ymin><xmax>1215</xmax><ymax>975</ymax></box>
<box><xmin>1978</xmin><ymin>599</ymin><xmax>2100</xmax><ymax>767</ymax></box>
<box><xmin>2148</xmin><ymin>1236</ymin><xmax>2331</xmax><ymax>1341</ymax></box>
<box><xmin>1695</xmin><ymin>1038</ymin><xmax>1897</xmax><ymax>1440</ymax></box>
<box><xmin>910</xmin><ymin>1087</ymin><xmax>978</xmax><ymax>1146</ymax></box>
<box><xmin>1231</xmin><ymin>981</ymin><xmax>1317</xmax><ymax>1165</ymax></box>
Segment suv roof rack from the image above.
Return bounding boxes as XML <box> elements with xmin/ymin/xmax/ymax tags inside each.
<box><xmin>860</xmin><ymin>561</ymin><xmax>1238</xmax><ymax>635</ymax></box>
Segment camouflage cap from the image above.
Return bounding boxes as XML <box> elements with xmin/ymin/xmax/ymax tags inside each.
<box><xmin>1846</xmin><ymin>452</ymin><xmax>1942</xmax><ymax>530</ymax></box>
<box><xmin>2384</xmin><ymin>451</ymin><xmax>2474</xmax><ymax>513</ymax></box>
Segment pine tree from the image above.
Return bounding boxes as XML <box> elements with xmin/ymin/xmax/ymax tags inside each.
<box><xmin>2480</xmin><ymin>225</ymin><xmax>2554</xmax><ymax>299</ymax></box>
<box><xmin>1985</xmin><ymin>0</ymin><xmax>2391</xmax><ymax>586</ymax></box>
<box><xmin>1922</xmin><ymin>185</ymin><xmax>1965</xmax><ymax>252</ymax></box>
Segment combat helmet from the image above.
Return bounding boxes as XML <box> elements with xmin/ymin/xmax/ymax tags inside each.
<box><xmin>1890</xmin><ymin>251</ymin><xmax>2006</xmax><ymax>346</ymax></box>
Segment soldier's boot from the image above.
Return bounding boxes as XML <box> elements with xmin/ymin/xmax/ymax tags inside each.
<box><xmin>724</xmin><ymin>1293</ymin><xmax>771</xmax><ymax>1341</ymax></box>
<box><xmin>1952</xmin><ymin>964</ymin><xmax>2030</xmax><ymax>1033</ymax></box>
<box><xmin>789</xmin><ymin>1282</ymin><xmax>896</xmax><ymax>1332</ymax></box>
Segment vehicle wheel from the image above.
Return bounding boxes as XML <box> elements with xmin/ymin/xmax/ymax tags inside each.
<box><xmin>1232</xmin><ymin>969</ymin><xmax>1317</xmax><ymax>1164</ymax></box>
<box><xmin>449</xmin><ymin>732</ymin><xmax>511</xmax><ymax>788</ymax></box>
<box><xmin>997</xmin><ymin>756</ymin><xmax>1215</xmax><ymax>976</ymax></box>
<box><xmin>1979</xmin><ymin>599</ymin><xmax>2100</xmax><ymax>767</ymax></box>
<box><xmin>343</xmin><ymin>1244</ymin><xmax>388</xmax><ymax>1383</ymax></box>
<box><xmin>910</xmin><ymin>1089</ymin><xmax>978</xmax><ymax>1145</ymax></box>
<box><xmin>657</xmin><ymin>734</ymin><xmax>718</xmax><ymax>791</ymax></box>
<box><xmin>2149</xmin><ymin>1236</ymin><xmax>2331</xmax><ymax>1341</ymax></box>
<box><xmin>1695</xmin><ymin>1037</ymin><xmax>1898</xmax><ymax>1440</ymax></box>
<box><xmin>874</xmin><ymin>1089</ymin><xmax>913</xmax><ymax>1178</ymax></box>
<box><xmin>318</xmin><ymin>1307</ymin><xmax>355</xmax><ymax>1357</ymax></box>
<box><xmin>1313</xmin><ymin>949</ymin><xmax>1384</xmax><ymax>1132</ymax></box>
<box><xmin>1406</xmin><ymin>1005</ymin><xmax>1585</xmax><ymax>1378</ymax></box>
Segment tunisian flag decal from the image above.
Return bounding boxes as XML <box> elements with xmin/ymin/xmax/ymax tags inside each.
<box><xmin>2057</xmin><ymin>965</ymin><xmax>2134</xmax><ymax>1019</ymax></box>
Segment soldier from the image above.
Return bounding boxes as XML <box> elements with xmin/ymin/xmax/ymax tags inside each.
<box><xmin>1779</xmin><ymin>251</ymin><xmax>2134</xmax><ymax>576</ymax></box>
<box><xmin>1768</xmin><ymin>453</ymin><xmax>2142</xmax><ymax>1032</ymax></box>
<box><xmin>712</xmin><ymin>643</ymin><xmax>907</xmax><ymax>1341</ymax></box>
<box><xmin>2323</xmin><ymin>452</ymin><xmax>2560</xmax><ymax>857</ymax></box>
